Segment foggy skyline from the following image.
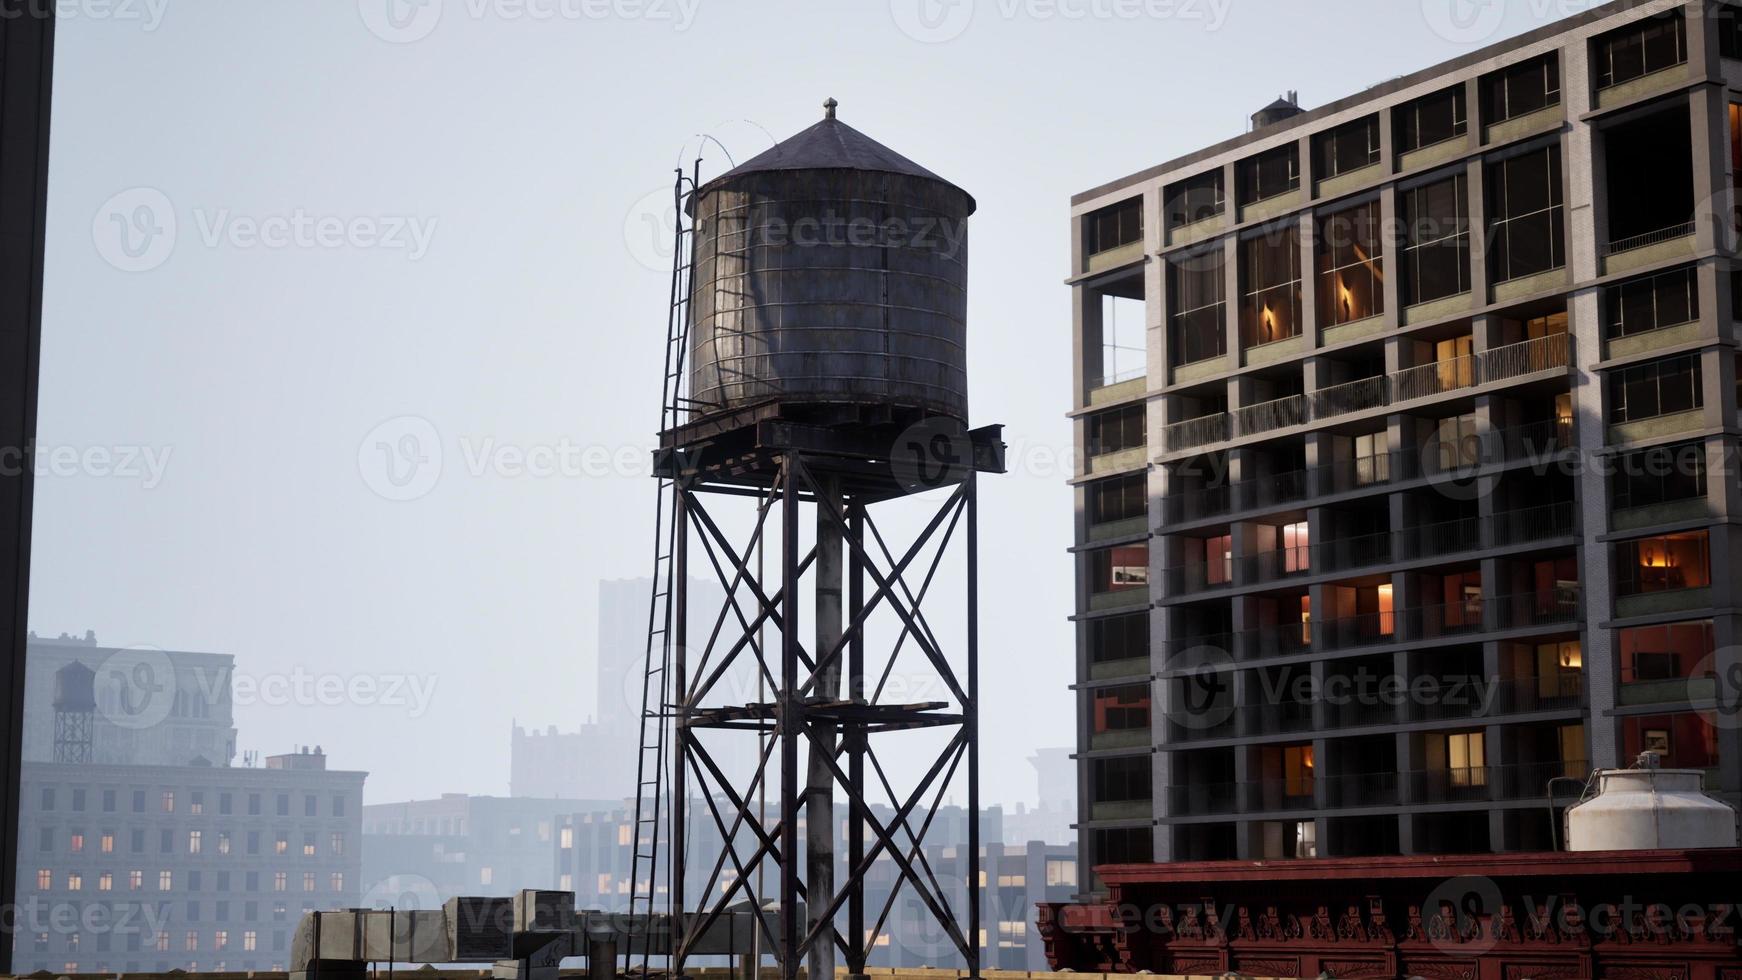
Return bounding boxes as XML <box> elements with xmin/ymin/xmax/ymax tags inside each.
<box><xmin>22</xmin><ymin>0</ymin><xmax>1578</xmax><ymax>806</ymax></box>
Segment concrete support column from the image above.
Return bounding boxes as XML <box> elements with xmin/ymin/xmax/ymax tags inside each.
<box><xmin>1222</xmin><ymin>234</ymin><xmax>1243</xmax><ymax>370</ymax></box>
<box><xmin>1299</xmin><ymin>211</ymin><xmax>1321</xmax><ymax>351</ymax></box>
<box><xmin>806</xmin><ymin>477</ymin><xmax>843</xmax><ymax>980</ymax></box>
<box><xmin>1378</xmin><ymin>184</ymin><xmax>1404</xmax><ymax>331</ymax></box>
<box><xmin>1689</xmin><ymin>85</ymin><xmax>1731</xmax><ymax>255</ymax></box>
<box><xmin>1465</xmin><ymin>154</ymin><xmax>1492</xmax><ymax>307</ymax></box>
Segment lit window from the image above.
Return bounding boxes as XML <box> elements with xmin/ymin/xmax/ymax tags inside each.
<box><xmin>98</xmin><ymin>873</ymin><xmax>113</xmax><ymax>892</ymax></box>
<box><xmin>35</xmin><ymin>869</ymin><xmax>50</xmax><ymax>890</ymax></box>
<box><xmin>159</xmin><ymin>871</ymin><xmax>173</xmax><ymax>891</ymax></box>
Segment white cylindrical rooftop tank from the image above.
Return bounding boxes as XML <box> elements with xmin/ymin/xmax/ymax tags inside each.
<box><xmin>1564</xmin><ymin>763</ymin><xmax>1738</xmax><ymax>852</ymax></box>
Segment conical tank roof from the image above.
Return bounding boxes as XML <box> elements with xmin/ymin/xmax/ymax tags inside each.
<box><xmin>697</xmin><ymin>99</ymin><xmax>975</xmax><ymax>213</ymax></box>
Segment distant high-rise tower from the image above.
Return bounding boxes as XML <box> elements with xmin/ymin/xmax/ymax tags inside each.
<box><xmin>50</xmin><ymin>661</ymin><xmax>94</xmax><ymax>764</ymax></box>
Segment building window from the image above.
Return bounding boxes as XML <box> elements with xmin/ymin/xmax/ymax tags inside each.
<box><xmin>330</xmin><ymin>873</ymin><xmax>345</xmax><ymax>892</ymax></box>
<box><xmin>1435</xmin><ymin>731</ymin><xmax>1488</xmax><ymax>786</ymax></box>
<box><xmin>101</xmin><ymin>833</ymin><xmax>114</xmax><ymax>854</ymax></box>
<box><xmin>1609</xmin><ymin>353</ymin><xmax>1704</xmax><ymax>424</ymax></box>
<box><xmin>1091</xmin><ymin>755</ymin><xmax>1151</xmax><ymax>802</ymax></box>
<box><xmin>1085</xmin><ymin>198</ymin><xmax>1142</xmax><ymax>257</ymax></box>
<box><xmin>1279</xmin><ymin>521</ymin><xmax>1310</xmax><ymax>573</ymax></box>
<box><xmin>189</xmin><ymin>792</ymin><xmax>203</xmax><ymax>815</ymax></box>
<box><xmin>1240</xmin><ymin>144</ymin><xmax>1300</xmax><ymax>205</ymax></box>
<box><xmin>1087</xmin><ymin>404</ymin><xmax>1145</xmax><ymax>457</ymax></box>
<box><xmin>330</xmin><ymin>832</ymin><xmax>345</xmax><ymax>856</ymax></box>
<box><xmin>1089</xmin><ymin>543</ymin><xmax>1149</xmax><ymax>593</ymax></box>
<box><xmin>159</xmin><ymin>871</ymin><xmax>173</xmax><ymax>891</ymax></box>
<box><xmin>303</xmin><ymin>872</ymin><xmax>316</xmax><ymax>892</ymax></box>
<box><xmin>69</xmin><ymin>832</ymin><xmax>84</xmax><ymax>853</ymax></box>
<box><xmin>1623</xmin><ymin>712</ymin><xmax>1718</xmax><ymax>769</ymax></box>
<box><xmin>1089</xmin><ymin>473</ymin><xmax>1146</xmax><ymax>527</ymax></box>
<box><xmin>1167</xmin><ymin>170</ymin><xmax>1224</xmax><ymax>226</ymax></box>
<box><xmin>1091</xmin><ymin>684</ymin><xmax>1151</xmax><ymax>733</ymax></box>
<box><xmin>1401</xmin><ymin>174</ymin><xmax>1470</xmax><ymax>305</ymax></box>
<box><xmin>1092</xmin><ymin>828</ymin><xmax>1152</xmax><ymax>865</ymax></box>
<box><xmin>303</xmin><ymin>833</ymin><xmax>316</xmax><ymax>857</ymax></box>
<box><xmin>1617</xmin><ymin>530</ymin><xmax>1711</xmax><ymax>597</ymax></box>
<box><xmin>1045</xmin><ymin>859</ymin><xmax>1078</xmax><ymax>887</ymax></box>
<box><xmin>36</xmin><ymin>869</ymin><xmax>51</xmax><ymax>890</ymax></box>
<box><xmin>162</xmin><ymin>792</ymin><xmax>175</xmax><ymax>813</ymax></box>
<box><xmin>1611</xmin><ymin>441</ymin><xmax>1706</xmax><ymax>512</ymax></box>
<box><xmin>1594</xmin><ymin>13</ymin><xmax>1687</xmax><ymax>90</ymax></box>
<box><xmin>1088</xmin><ymin>612</ymin><xmax>1148</xmax><ymax>666</ymax></box>
<box><xmin>1606</xmin><ymin>265</ymin><xmax>1698</xmax><ymax>338</ymax></box>
<box><xmin>1316</xmin><ymin>116</ymin><xmax>1380</xmax><ymax>179</ymax></box>
<box><xmin>1488</xmin><ymin>146</ymin><xmax>1564</xmax><ymax>283</ymax></box>
<box><xmin>1620</xmin><ymin>620</ymin><xmax>1715</xmax><ymax>690</ymax></box>
<box><xmin>243</xmin><ymin>932</ymin><xmax>257</xmax><ymax>953</ymax></box>
<box><xmin>1239</xmin><ymin>225</ymin><xmax>1302</xmax><ymax>348</ymax></box>
<box><xmin>1169</xmin><ymin>248</ymin><xmax>1226</xmax><ymax>366</ymax></box>
<box><xmin>1484</xmin><ymin>54</ymin><xmax>1560</xmax><ymax>123</ymax></box>
<box><xmin>1317</xmin><ymin>200</ymin><xmax>1384</xmax><ymax>326</ymax></box>
<box><xmin>1354</xmin><ymin>432</ymin><xmax>1390</xmax><ymax>485</ymax></box>
<box><xmin>188</xmin><ymin>831</ymin><xmax>201</xmax><ymax>855</ymax></box>
<box><xmin>129</xmin><ymin>870</ymin><xmax>143</xmax><ymax>891</ymax></box>
<box><xmin>1397</xmin><ymin>85</ymin><xmax>1467</xmax><ymax>153</ymax></box>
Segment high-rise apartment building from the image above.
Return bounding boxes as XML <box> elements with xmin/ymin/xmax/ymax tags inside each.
<box><xmin>1069</xmin><ymin>0</ymin><xmax>1742</xmax><ymax>883</ymax></box>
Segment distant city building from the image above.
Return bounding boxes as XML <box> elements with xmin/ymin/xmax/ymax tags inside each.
<box><xmin>510</xmin><ymin>578</ymin><xmax>737</xmax><ymax>802</ymax></box>
<box><xmin>360</xmin><ymin>794</ymin><xmax>606</xmax><ymax>907</ymax></box>
<box><xmin>23</xmin><ymin>632</ymin><xmax>238</xmax><ymax>768</ymax></box>
<box><xmin>548</xmin><ymin>800</ymin><xmax>1063</xmax><ymax>970</ymax></box>
<box><xmin>13</xmin><ymin>747</ymin><xmax>365</xmax><ymax>975</ymax></box>
<box><xmin>1002</xmin><ymin>749</ymin><xmax>1077</xmax><ymax>847</ymax></box>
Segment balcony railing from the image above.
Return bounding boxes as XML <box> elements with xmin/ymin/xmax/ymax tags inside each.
<box><xmin>1161</xmin><ymin>417</ymin><xmax>1576</xmax><ymax>525</ymax></box>
<box><xmin>1161</xmin><ymin>335</ymin><xmax>1572</xmax><ymax>452</ymax></box>
<box><xmin>1314</xmin><ymin>588</ymin><xmax>1581</xmax><ymax>653</ymax></box>
<box><xmin>1233</xmin><ymin>394</ymin><xmax>1307</xmax><ymax>438</ymax></box>
<box><xmin>1602</xmin><ymin>222</ymin><xmax>1696</xmax><ymax>257</ymax></box>
<box><xmin>1165</xmin><ymin>504</ymin><xmax>1574</xmax><ymax>598</ymax></box>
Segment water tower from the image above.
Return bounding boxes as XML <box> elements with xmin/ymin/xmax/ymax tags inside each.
<box><xmin>628</xmin><ymin>100</ymin><xmax>1003</xmax><ymax>980</ymax></box>
<box><xmin>52</xmin><ymin>660</ymin><xmax>96</xmax><ymax>764</ymax></box>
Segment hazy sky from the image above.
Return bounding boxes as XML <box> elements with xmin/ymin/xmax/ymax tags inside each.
<box><xmin>26</xmin><ymin>0</ymin><xmax>1584</xmax><ymax>806</ymax></box>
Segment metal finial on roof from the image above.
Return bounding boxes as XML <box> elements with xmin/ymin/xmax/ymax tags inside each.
<box><xmin>824</xmin><ymin>97</ymin><xmax>839</xmax><ymax>120</ymax></box>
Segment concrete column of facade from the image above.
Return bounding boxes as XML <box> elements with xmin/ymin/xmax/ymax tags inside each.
<box><xmin>1377</xmin><ymin>182</ymin><xmax>1405</xmax><ymax>333</ymax></box>
<box><xmin>1572</xmin><ymin>285</ymin><xmax>1620</xmax><ymax>772</ymax></box>
<box><xmin>1299</xmin><ymin>210</ymin><xmax>1321</xmax><ymax>352</ymax></box>
<box><xmin>1146</xmin><ymin>184</ymin><xmax>1169</xmax><ymax>386</ymax></box>
<box><xmin>1702</xmin><ymin>345</ymin><xmax>1735</xmax><ymax>432</ymax></box>
<box><xmin>1465</xmin><ymin>153</ymin><xmax>1493</xmax><ymax>309</ymax></box>
<box><xmin>1223</xmin><ymin>230</ymin><xmax>1243</xmax><ymax>372</ymax></box>
<box><xmin>1472</xmin><ymin>391</ymin><xmax>1505</xmax><ymax>530</ymax></box>
<box><xmin>1465</xmin><ymin>77</ymin><xmax>1484</xmax><ymax>155</ymax></box>
<box><xmin>1708</xmin><ymin>435</ymin><xmax>1742</xmax><ymax>523</ymax></box>
<box><xmin>1707</xmin><ymin>613</ymin><xmax>1742</xmax><ymax>804</ymax></box>
<box><xmin>1689</xmin><ymin>85</ymin><xmax>1730</xmax><ymax>255</ymax></box>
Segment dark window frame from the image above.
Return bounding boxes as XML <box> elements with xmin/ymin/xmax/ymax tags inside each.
<box><xmin>1401</xmin><ymin>174</ymin><xmax>1471</xmax><ymax>306</ymax></box>
<box><xmin>1089</xmin><ymin>473</ymin><xmax>1147</xmax><ymax>526</ymax></box>
<box><xmin>1397</xmin><ymin>85</ymin><xmax>1468</xmax><ymax>153</ymax></box>
<box><xmin>1610</xmin><ymin>441</ymin><xmax>1708</xmax><ymax>511</ymax></box>
<box><xmin>1484</xmin><ymin>54</ymin><xmax>1562</xmax><ymax>124</ymax></box>
<box><xmin>1316</xmin><ymin>200</ymin><xmax>1385</xmax><ymax>326</ymax></box>
<box><xmin>1239</xmin><ymin>144</ymin><xmax>1301</xmax><ymax>205</ymax></box>
<box><xmin>1615</xmin><ymin>529</ymin><xmax>1712</xmax><ymax>597</ymax></box>
<box><xmin>1088</xmin><ymin>404</ymin><xmax>1146</xmax><ymax>457</ymax></box>
<box><xmin>1239</xmin><ymin>224</ymin><xmax>1303</xmax><ymax>349</ymax></box>
<box><xmin>1086</xmin><ymin>198</ymin><xmax>1144</xmax><ymax>256</ymax></box>
<box><xmin>1606</xmin><ymin>264</ymin><xmax>1699</xmax><ymax>338</ymax></box>
<box><xmin>1594</xmin><ymin>12</ymin><xmax>1688</xmax><ymax>90</ymax></box>
<box><xmin>1488</xmin><ymin>145</ymin><xmax>1566</xmax><ymax>283</ymax></box>
<box><xmin>1316</xmin><ymin>116</ymin><xmax>1381</xmax><ymax>179</ymax></box>
<box><xmin>1092</xmin><ymin>755</ymin><xmax>1153</xmax><ymax>803</ymax></box>
<box><xmin>1608</xmin><ymin>353</ymin><xmax>1705</xmax><ymax>424</ymax></box>
<box><xmin>1088</xmin><ymin>613</ymin><xmax>1149</xmax><ymax>666</ymax></box>
<box><xmin>1167</xmin><ymin>170</ymin><xmax>1225</xmax><ymax>227</ymax></box>
<box><xmin>1169</xmin><ymin>248</ymin><xmax>1227</xmax><ymax>366</ymax></box>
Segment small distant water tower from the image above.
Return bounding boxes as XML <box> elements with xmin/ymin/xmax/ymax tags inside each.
<box><xmin>53</xmin><ymin>660</ymin><xmax>96</xmax><ymax>764</ymax></box>
<box><xmin>628</xmin><ymin>100</ymin><xmax>1003</xmax><ymax>980</ymax></box>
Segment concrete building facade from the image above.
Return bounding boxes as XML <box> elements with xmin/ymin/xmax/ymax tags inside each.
<box><xmin>1069</xmin><ymin>0</ymin><xmax>1742</xmax><ymax>882</ymax></box>
<box><xmin>12</xmin><ymin>749</ymin><xmax>365</xmax><ymax>975</ymax></box>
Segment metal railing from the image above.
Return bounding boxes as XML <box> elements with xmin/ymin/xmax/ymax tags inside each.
<box><xmin>1161</xmin><ymin>335</ymin><xmax>1573</xmax><ymax>453</ymax></box>
<box><xmin>1233</xmin><ymin>394</ymin><xmax>1307</xmax><ymax>438</ymax></box>
<box><xmin>1603</xmin><ymin>222</ymin><xmax>1695</xmax><ymax>257</ymax></box>
<box><xmin>1167</xmin><ymin>504</ymin><xmax>1572</xmax><ymax>597</ymax></box>
<box><xmin>1163</xmin><ymin>413</ymin><xmax>1230</xmax><ymax>453</ymax></box>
